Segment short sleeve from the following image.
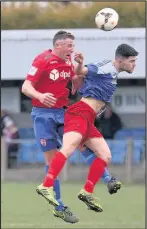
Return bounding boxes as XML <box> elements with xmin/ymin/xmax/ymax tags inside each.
<box><xmin>86</xmin><ymin>63</ymin><xmax>98</xmax><ymax>76</ymax></box>
<box><xmin>26</xmin><ymin>59</ymin><xmax>45</xmax><ymax>83</ymax></box>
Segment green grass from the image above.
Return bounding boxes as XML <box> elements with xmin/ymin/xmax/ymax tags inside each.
<box><xmin>1</xmin><ymin>182</ymin><xmax>145</xmax><ymax>228</ymax></box>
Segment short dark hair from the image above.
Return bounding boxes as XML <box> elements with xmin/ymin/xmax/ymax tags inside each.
<box><xmin>115</xmin><ymin>44</ymin><xmax>139</xmax><ymax>58</ymax></box>
<box><xmin>53</xmin><ymin>30</ymin><xmax>75</xmax><ymax>46</ymax></box>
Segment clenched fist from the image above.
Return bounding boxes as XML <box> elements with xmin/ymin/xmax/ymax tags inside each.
<box><xmin>74</xmin><ymin>52</ymin><xmax>84</xmax><ymax>64</ymax></box>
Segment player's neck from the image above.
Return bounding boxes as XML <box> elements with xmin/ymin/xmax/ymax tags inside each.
<box><xmin>112</xmin><ymin>60</ymin><xmax>121</xmax><ymax>73</ymax></box>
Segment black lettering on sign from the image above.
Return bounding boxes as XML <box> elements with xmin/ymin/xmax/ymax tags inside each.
<box><xmin>126</xmin><ymin>95</ymin><xmax>145</xmax><ymax>106</ymax></box>
<box><xmin>126</xmin><ymin>95</ymin><xmax>134</xmax><ymax>105</ymax></box>
<box><xmin>137</xmin><ymin>95</ymin><xmax>145</xmax><ymax>104</ymax></box>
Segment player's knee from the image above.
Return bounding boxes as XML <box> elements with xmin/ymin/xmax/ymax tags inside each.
<box><xmin>106</xmin><ymin>153</ymin><xmax>112</xmax><ymax>164</ymax></box>
<box><xmin>61</xmin><ymin>132</ymin><xmax>82</xmax><ymax>157</ymax></box>
<box><xmin>99</xmin><ymin>151</ymin><xmax>112</xmax><ymax>164</ymax></box>
<box><xmin>60</xmin><ymin>143</ymin><xmax>77</xmax><ymax>158</ymax></box>
<box><xmin>60</xmin><ymin>140</ymin><xmax>81</xmax><ymax>157</ymax></box>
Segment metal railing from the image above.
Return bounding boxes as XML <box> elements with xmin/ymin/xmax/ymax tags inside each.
<box><xmin>1</xmin><ymin>137</ymin><xmax>145</xmax><ymax>183</ymax></box>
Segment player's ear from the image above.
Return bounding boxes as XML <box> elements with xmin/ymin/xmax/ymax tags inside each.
<box><xmin>118</xmin><ymin>57</ymin><xmax>123</xmax><ymax>64</ymax></box>
<box><xmin>54</xmin><ymin>41</ymin><xmax>60</xmax><ymax>49</ymax></box>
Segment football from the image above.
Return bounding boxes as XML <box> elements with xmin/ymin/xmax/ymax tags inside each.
<box><xmin>95</xmin><ymin>8</ymin><xmax>119</xmax><ymax>31</ymax></box>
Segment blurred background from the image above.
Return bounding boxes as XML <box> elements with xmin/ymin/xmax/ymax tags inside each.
<box><xmin>1</xmin><ymin>2</ymin><xmax>145</xmax><ymax>228</ymax></box>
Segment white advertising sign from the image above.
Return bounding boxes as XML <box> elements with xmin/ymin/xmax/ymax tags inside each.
<box><xmin>111</xmin><ymin>87</ymin><xmax>145</xmax><ymax>113</ymax></box>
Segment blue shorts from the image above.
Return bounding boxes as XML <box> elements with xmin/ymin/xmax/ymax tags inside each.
<box><xmin>31</xmin><ymin>107</ymin><xmax>65</xmax><ymax>152</ymax></box>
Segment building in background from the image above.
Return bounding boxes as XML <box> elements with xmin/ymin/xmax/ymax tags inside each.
<box><xmin>1</xmin><ymin>28</ymin><xmax>145</xmax><ymax>129</ymax></box>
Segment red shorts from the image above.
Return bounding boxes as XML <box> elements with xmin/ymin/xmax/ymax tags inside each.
<box><xmin>64</xmin><ymin>100</ymin><xmax>103</xmax><ymax>145</ymax></box>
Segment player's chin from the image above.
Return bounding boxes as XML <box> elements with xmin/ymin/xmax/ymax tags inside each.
<box><xmin>126</xmin><ymin>69</ymin><xmax>133</xmax><ymax>74</ymax></box>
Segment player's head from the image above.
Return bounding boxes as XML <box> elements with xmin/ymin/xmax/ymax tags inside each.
<box><xmin>53</xmin><ymin>30</ymin><xmax>75</xmax><ymax>61</ymax></box>
<box><xmin>115</xmin><ymin>44</ymin><xmax>138</xmax><ymax>73</ymax></box>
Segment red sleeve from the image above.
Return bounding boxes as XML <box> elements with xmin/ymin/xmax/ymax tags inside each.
<box><xmin>26</xmin><ymin>59</ymin><xmax>45</xmax><ymax>83</ymax></box>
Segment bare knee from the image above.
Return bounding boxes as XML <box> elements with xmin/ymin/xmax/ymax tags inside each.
<box><xmin>92</xmin><ymin>151</ymin><xmax>111</xmax><ymax>164</ymax></box>
<box><xmin>85</xmin><ymin>138</ymin><xmax>112</xmax><ymax>165</ymax></box>
<box><xmin>100</xmin><ymin>152</ymin><xmax>112</xmax><ymax>164</ymax></box>
<box><xmin>93</xmin><ymin>147</ymin><xmax>112</xmax><ymax>164</ymax></box>
<box><xmin>60</xmin><ymin>132</ymin><xmax>82</xmax><ymax>158</ymax></box>
<box><xmin>60</xmin><ymin>142</ymin><xmax>78</xmax><ymax>158</ymax></box>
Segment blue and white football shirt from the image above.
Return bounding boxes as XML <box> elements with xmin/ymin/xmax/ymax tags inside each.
<box><xmin>78</xmin><ymin>60</ymin><xmax>119</xmax><ymax>103</ymax></box>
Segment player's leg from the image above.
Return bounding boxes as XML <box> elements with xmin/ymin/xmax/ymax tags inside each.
<box><xmin>38</xmin><ymin>130</ymin><xmax>83</xmax><ymax>207</ymax></box>
<box><xmin>57</xmin><ymin>124</ymin><xmax>121</xmax><ymax>195</ymax></box>
<box><xmin>32</xmin><ymin>108</ymin><xmax>78</xmax><ymax>223</ymax></box>
<box><xmin>60</xmin><ymin>124</ymin><xmax>120</xmax><ymax>193</ymax></box>
<box><xmin>81</xmin><ymin>147</ymin><xmax>122</xmax><ymax>194</ymax></box>
<box><xmin>32</xmin><ymin>113</ymin><xmax>64</xmax><ymax>208</ymax></box>
<box><xmin>80</xmin><ymin>146</ymin><xmax>112</xmax><ymax>182</ymax></box>
<box><xmin>44</xmin><ymin>148</ymin><xmax>78</xmax><ymax>224</ymax></box>
<box><xmin>44</xmin><ymin>147</ymin><xmax>65</xmax><ymax>210</ymax></box>
<box><xmin>43</xmin><ymin>131</ymin><xmax>82</xmax><ymax>187</ymax></box>
<box><xmin>43</xmin><ymin>112</ymin><xmax>86</xmax><ymax>191</ymax></box>
<box><xmin>78</xmin><ymin>133</ymin><xmax>111</xmax><ymax>212</ymax></box>
<box><xmin>52</xmin><ymin>124</ymin><xmax>79</xmax><ymax>223</ymax></box>
<box><xmin>31</xmin><ymin>110</ymin><xmax>64</xmax><ymax>207</ymax></box>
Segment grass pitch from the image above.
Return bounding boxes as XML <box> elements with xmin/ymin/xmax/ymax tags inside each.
<box><xmin>1</xmin><ymin>182</ymin><xmax>145</xmax><ymax>228</ymax></box>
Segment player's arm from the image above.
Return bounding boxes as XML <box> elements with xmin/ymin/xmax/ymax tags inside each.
<box><xmin>22</xmin><ymin>63</ymin><xmax>56</xmax><ymax>107</ymax></box>
<box><xmin>74</xmin><ymin>64</ymin><xmax>88</xmax><ymax>76</ymax></box>
<box><xmin>71</xmin><ymin>75</ymin><xmax>84</xmax><ymax>95</ymax></box>
<box><xmin>22</xmin><ymin>80</ymin><xmax>42</xmax><ymax>99</ymax></box>
<box><xmin>74</xmin><ymin>52</ymin><xmax>88</xmax><ymax>76</ymax></box>
<box><xmin>22</xmin><ymin>62</ymin><xmax>44</xmax><ymax>99</ymax></box>
<box><xmin>69</xmin><ymin>59</ymin><xmax>85</xmax><ymax>94</ymax></box>
<box><xmin>72</xmin><ymin>74</ymin><xmax>85</xmax><ymax>81</ymax></box>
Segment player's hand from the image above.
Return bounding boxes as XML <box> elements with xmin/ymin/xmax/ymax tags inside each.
<box><xmin>74</xmin><ymin>52</ymin><xmax>84</xmax><ymax>64</ymax></box>
<box><xmin>38</xmin><ymin>93</ymin><xmax>57</xmax><ymax>107</ymax></box>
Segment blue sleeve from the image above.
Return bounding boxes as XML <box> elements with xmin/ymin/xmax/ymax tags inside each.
<box><xmin>85</xmin><ymin>63</ymin><xmax>98</xmax><ymax>76</ymax></box>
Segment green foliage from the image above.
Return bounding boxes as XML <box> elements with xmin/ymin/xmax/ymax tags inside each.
<box><xmin>1</xmin><ymin>2</ymin><xmax>145</xmax><ymax>30</ymax></box>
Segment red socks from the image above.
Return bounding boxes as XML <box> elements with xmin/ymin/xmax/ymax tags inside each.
<box><xmin>84</xmin><ymin>158</ymin><xmax>107</xmax><ymax>193</ymax></box>
<box><xmin>43</xmin><ymin>152</ymin><xmax>66</xmax><ymax>187</ymax></box>
<box><xmin>43</xmin><ymin>151</ymin><xmax>107</xmax><ymax>194</ymax></box>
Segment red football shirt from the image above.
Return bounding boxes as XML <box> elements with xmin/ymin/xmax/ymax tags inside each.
<box><xmin>26</xmin><ymin>49</ymin><xmax>75</xmax><ymax>108</ymax></box>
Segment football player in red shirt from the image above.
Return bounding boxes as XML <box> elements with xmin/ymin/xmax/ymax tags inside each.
<box><xmin>22</xmin><ymin>31</ymin><xmax>79</xmax><ymax>223</ymax></box>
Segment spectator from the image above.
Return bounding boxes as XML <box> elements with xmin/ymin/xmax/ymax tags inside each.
<box><xmin>1</xmin><ymin>110</ymin><xmax>20</xmax><ymax>168</ymax></box>
<box><xmin>94</xmin><ymin>104</ymin><xmax>123</xmax><ymax>139</ymax></box>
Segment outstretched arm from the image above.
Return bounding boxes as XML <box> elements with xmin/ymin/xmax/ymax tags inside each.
<box><xmin>74</xmin><ymin>52</ymin><xmax>88</xmax><ymax>76</ymax></box>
